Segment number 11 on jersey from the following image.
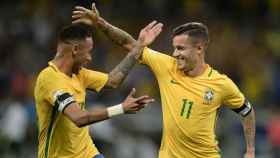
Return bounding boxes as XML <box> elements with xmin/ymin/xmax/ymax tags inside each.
<box><xmin>180</xmin><ymin>99</ymin><xmax>193</xmax><ymax>119</ymax></box>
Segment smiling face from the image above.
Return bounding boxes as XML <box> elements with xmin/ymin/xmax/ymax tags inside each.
<box><xmin>172</xmin><ymin>34</ymin><xmax>203</xmax><ymax>72</ymax></box>
<box><xmin>171</xmin><ymin>22</ymin><xmax>209</xmax><ymax>73</ymax></box>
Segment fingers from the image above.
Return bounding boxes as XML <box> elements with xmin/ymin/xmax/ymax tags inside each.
<box><xmin>72</xmin><ymin>6</ymin><xmax>91</xmax><ymax>18</ymax></box>
<box><xmin>91</xmin><ymin>3</ymin><xmax>99</xmax><ymax>15</ymax></box>
<box><xmin>74</xmin><ymin>6</ymin><xmax>88</xmax><ymax>12</ymax></box>
<box><xmin>143</xmin><ymin>21</ymin><xmax>163</xmax><ymax>32</ymax></box>
<box><xmin>144</xmin><ymin>20</ymin><xmax>157</xmax><ymax>31</ymax></box>
<box><xmin>153</xmin><ymin>23</ymin><xmax>163</xmax><ymax>35</ymax></box>
<box><xmin>72</xmin><ymin>9</ymin><xmax>86</xmax><ymax>21</ymax></box>
<box><xmin>127</xmin><ymin>88</ymin><xmax>136</xmax><ymax>98</ymax></box>
<box><xmin>73</xmin><ymin>10</ymin><xmax>85</xmax><ymax>15</ymax></box>
<box><xmin>138</xmin><ymin>98</ymin><xmax>155</xmax><ymax>105</ymax></box>
<box><xmin>135</xmin><ymin>96</ymin><xmax>155</xmax><ymax>109</ymax></box>
<box><xmin>92</xmin><ymin>3</ymin><xmax>96</xmax><ymax>11</ymax></box>
<box><xmin>126</xmin><ymin>98</ymin><xmax>155</xmax><ymax>114</ymax></box>
<box><xmin>130</xmin><ymin>105</ymin><xmax>145</xmax><ymax>113</ymax></box>
<box><xmin>149</xmin><ymin>23</ymin><xmax>163</xmax><ymax>37</ymax></box>
<box><xmin>72</xmin><ymin>13</ymin><xmax>83</xmax><ymax>20</ymax></box>
<box><xmin>72</xmin><ymin>19</ymin><xmax>83</xmax><ymax>24</ymax></box>
<box><xmin>134</xmin><ymin>95</ymin><xmax>150</xmax><ymax>103</ymax></box>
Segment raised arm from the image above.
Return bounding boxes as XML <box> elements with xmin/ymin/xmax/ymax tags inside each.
<box><xmin>72</xmin><ymin>3</ymin><xmax>136</xmax><ymax>51</ymax></box>
<box><xmin>62</xmin><ymin>88</ymin><xmax>154</xmax><ymax>127</ymax></box>
<box><xmin>104</xmin><ymin>21</ymin><xmax>163</xmax><ymax>88</ymax></box>
<box><xmin>105</xmin><ymin>43</ymin><xmax>143</xmax><ymax>88</ymax></box>
<box><xmin>72</xmin><ymin>3</ymin><xmax>163</xmax><ymax>52</ymax></box>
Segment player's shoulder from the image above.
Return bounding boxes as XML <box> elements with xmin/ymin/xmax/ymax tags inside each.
<box><xmin>38</xmin><ymin>66</ymin><xmax>56</xmax><ymax>80</ymax></box>
<box><xmin>210</xmin><ymin>68</ymin><xmax>238</xmax><ymax>90</ymax></box>
<box><xmin>145</xmin><ymin>47</ymin><xmax>174</xmax><ymax>60</ymax></box>
<box><xmin>36</xmin><ymin>66</ymin><xmax>61</xmax><ymax>87</ymax></box>
<box><xmin>78</xmin><ymin>67</ymin><xmax>102</xmax><ymax>77</ymax></box>
<box><xmin>208</xmin><ymin>67</ymin><xmax>232</xmax><ymax>83</ymax></box>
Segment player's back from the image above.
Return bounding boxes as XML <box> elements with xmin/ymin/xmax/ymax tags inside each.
<box><xmin>34</xmin><ymin>63</ymin><xmax>99</xmax><ymax>158</ymax></box>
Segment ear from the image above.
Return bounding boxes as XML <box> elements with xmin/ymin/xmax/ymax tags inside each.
<box><xmin>72</xmin><ymin>45</ymin><xmax>79</xmax><ymax>56</ymax></box>
<box><xmin>197</xmin><ymin>45</ymin><xmax>203</xmax><ymax>54</ymax></box>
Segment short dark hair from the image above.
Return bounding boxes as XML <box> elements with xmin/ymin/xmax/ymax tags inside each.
<box><xmin>58</xmin><ymin>24</ymin><xmax>93</xmax><ymax>43</ymax></box>
<box><xmin>172</xmin><ymin>22</ymin><xmax>209</xmax><ymax>47</ymax></box>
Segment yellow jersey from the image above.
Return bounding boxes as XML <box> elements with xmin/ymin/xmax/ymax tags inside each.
<box><xmin>140</xmin><ymin>48</ymin><xmax>245</xmax><ymax>158</ymax></box>
<box><xmin>34</xmin><ymin>62</ymin><xmax>108</xmax><ymax>158</ymax></box>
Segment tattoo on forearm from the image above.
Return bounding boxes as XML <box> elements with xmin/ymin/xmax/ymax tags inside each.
<box><xmin>97</xmin><ymin>18</ymin><xmax>136</xmax><ymax>50</ymax></box>
<box><xmin>118</xmin><ymin>54</ymin><xmax>136</xmax><ymax>74</ymax></box>
<box><xmin>242</xmin><ymin>108</ymin><xmax>255</xmax><ymax>151</ymax></box>
<box><xmin>107</xmin><ymin>45</ymin><xmax>144</xmax><ymax>88</ymax></box>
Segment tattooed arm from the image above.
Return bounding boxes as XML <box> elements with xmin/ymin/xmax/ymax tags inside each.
<box><xmin>95</xmin><ymin>17</ymin><xmax>136</xmax><ymax>51</ymax></box>
<box><xmin>72</xmin><ymin>3</ymin><xmax>163</xmax><ymax>53</ymax></box>
<box><xmin>105</xmin><ymin>43</ymin><xmax>143</xmax><ymax>88</ymax></box>
<box><xmin>72</xmin><ymin>3</ymin><xmax>136</xmax><ymax>51</ymax></box>
<box><xmin>72</xmin><ymin>4</ymin><xmax>163</xmax><ymax>88</ymax></box>
<box><xmin>104</xmin><ymin>20</ymin><xmax>163</xmax><ymax>88</ymax></box>
<box><xmin>241</xmin><ymin>107</ymin><xmax>256</xmax><ymax>158</ymax></box>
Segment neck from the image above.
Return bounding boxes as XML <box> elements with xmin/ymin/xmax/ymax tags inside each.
<box><xmin>53</xmin><ymin>51</ymin><xmax>73</xmax><ymax>76</ymax></box>
<box><xmin>184</xmin><ymin>60</ymin><xmax>207</xmax><ymax>77</ymax></box>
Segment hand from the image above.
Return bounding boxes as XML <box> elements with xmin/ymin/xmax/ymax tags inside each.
<box><xmin>138</xmin><ymin>21</ymin><xmax>163</xmax><ymax>47</ymax></box>
<box><xmin>244</xmin><ymin>150</ymin><xmax>255</xmax><ymax>158</ymax></box>
<box><xmin>72</xmin><ymin>2</ymin><xmax>100</xmax><ymax>26</ymax></box>
<box><xmin>122</xmin><ymin>88</ymin><xmax>154</xmax><ymax>114</ymax></box>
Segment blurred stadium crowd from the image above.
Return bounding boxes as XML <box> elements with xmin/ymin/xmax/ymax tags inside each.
<box><xmin>0</xmin><ymin>0</ymin><xmax>280</xmax><ymax>157</ymax></box>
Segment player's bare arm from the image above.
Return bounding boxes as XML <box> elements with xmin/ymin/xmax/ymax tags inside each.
<box><xmin>105</xmin><ymin>43</ymin><xmax>144</xmax><ymax>88</ymax></box>
<box><xmin>105</xmin><ymin>21</ymin><xmax>163</xmax><ymax>88</ymax></box>
<box><xmin>241</xmin><ymin>107</ymin><xmax>255</xmax><ymax>158</ymax></box>
<box><xmin>72</xmin><ymin>3</ymin><xmax>136</xmax><ymax>51</ymax></box>
<box><xmin>232</xmin><ymin>100</ymin><xmax>256</xmax><ymax>158</ymax></box>
<box><xmin>72</xmin><ymin>3</ymin><xmax>163</xmax><ymax>53</ymax></box>
<box><xmin>62</xmin><ymin>88</ymin><xmax>154</xmax><ymax>127</ymax></box>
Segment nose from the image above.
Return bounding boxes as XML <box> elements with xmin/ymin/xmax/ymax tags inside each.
<box><xmin>172</xmin><ymin>49</ymin><xmax>180</xmax><ymax>57</ymax></box>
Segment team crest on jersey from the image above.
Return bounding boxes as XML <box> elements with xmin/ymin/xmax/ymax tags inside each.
<box><xmin>203</xmin><ymin>88</ymin><xmax>214</xmax><ymax>105</ymax></box>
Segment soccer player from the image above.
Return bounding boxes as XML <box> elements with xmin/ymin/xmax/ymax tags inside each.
<box><xmin>34</xmin><ymin>24</ymin><xmax>157</xmax><ymax>158</ymax></box>
<box><xmin>72</xmin><ymin>3</ymin><xmax>256</xmax><ymax>158</ymax></box>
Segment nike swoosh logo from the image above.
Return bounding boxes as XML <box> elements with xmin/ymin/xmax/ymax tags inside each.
<box><xmin>170</xmin><ymin>79</ymin><xmax>179</xmax><ymax>84</ymax></box>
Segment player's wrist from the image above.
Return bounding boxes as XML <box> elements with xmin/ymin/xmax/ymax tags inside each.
<box><xmin>107</xmin><ymin>104</ymin><xmax>124</xmax><ymax>117</ymax></box>
<box><xmin>96</xmin><ymin>17</ymin><xmax>106</xmax><ymax>28</ymax></box>
<box><xmin>135</xmin><ymin>39</ymin><xmax>147</xmax><ymax>48</ymax></box>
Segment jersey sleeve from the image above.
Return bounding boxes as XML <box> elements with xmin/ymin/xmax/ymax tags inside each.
<box><xmin>39</xmin><ymin>74</ymin><xmax>75</xmax><ymax>112</ymax></box>
<box><xmin>80</xmin><ymin>68</ymin><xmax>108</xmax><ymax>92</ymax></box>
<box><xmin>138</xmin><ymin>47</ymin><xmax>174</xmax><ymax>77</ymax></box>
<box><xmin>222</xmin><ymin>77</ymin><xmax>245</xmax><ymax>109</ymax></box>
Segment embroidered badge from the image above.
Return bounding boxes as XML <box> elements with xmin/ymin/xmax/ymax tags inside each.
<box><xmin>203</xmin><ymin>88</ymin><xmax>214</xmax><ymax>105</ymax></box>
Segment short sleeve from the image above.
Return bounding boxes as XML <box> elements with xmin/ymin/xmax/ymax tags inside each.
<box><xmin>222</xmin><ymin>77</ymin><xmax>245</xmax><ymax>109</ymax></box>
<box><xmin>80</xmin><ymin>68</ymin><xmax>108</xmax><ymax>92</ymax></box>
<box><xmin>138</xmin><ymin>47</ymin><xmax>174</xmax><ymax>76</ymax></box>
<box><xmin>38</xmin><ymin>74</ymin><xmax>74</xmax><ymax>112</ymax></box>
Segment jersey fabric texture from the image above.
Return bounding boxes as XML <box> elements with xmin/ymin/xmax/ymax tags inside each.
<box><xmin>34</xmin><ymin>62</ymin><xmax>108</xmax><ymax>158</ymax></box>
